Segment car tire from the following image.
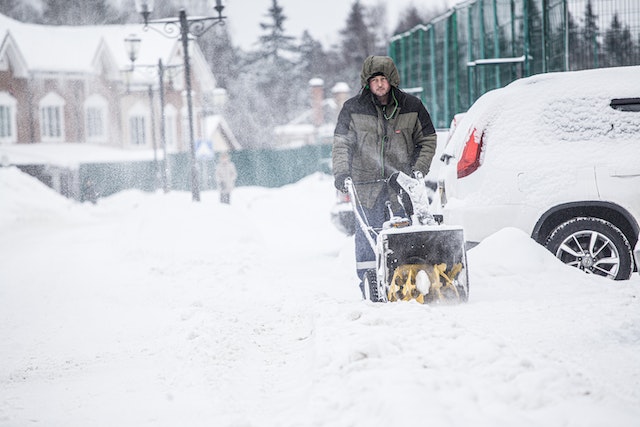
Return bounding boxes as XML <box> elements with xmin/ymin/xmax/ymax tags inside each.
<box><xmin>545</xmin><ymin>217</ymin><xmax>634</xmax><ymax>280</ymax></box>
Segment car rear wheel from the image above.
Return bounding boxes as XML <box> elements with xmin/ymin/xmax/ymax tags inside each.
<box><xmin>545</xmin><ymin>217</ymin><xmax>634</xmax><ymax>280</ymax></box>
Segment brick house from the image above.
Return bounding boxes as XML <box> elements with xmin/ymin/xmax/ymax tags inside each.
<box><xmin>0</xmin><ymin>13</ymin><xmax>239</xmax><ymax>197</ymax></box>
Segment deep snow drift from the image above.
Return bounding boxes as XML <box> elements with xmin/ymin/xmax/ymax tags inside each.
<box><xmin>1</xmin><ymin>167</ymin><xmax>639</xmax><ymax>427</ymax></box>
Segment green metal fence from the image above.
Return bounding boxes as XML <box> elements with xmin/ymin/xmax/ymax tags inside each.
<box><xmin>73</xmin><ymin>144</ymin><xmax>332</xmax><ymax>201</ymax></box>
<box><xmin>389</xmin><ymin>0</ymin><xmax>640</xmax><ymax>128</ymax></box>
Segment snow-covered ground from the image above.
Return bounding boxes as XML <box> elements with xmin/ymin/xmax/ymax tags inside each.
<box><xmin>1</xmin><ymin>166</ymin><xmax>639</xmax><ymax>427</ymax></box>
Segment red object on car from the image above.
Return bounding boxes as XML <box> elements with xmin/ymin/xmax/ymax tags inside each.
<box><xmin>457</xmin><ymin>128</ymin><xmax>483</xmax><ymax>178</ymax></box>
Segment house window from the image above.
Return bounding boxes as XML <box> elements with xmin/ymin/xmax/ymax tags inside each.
<box><xmin>39</xmin><ymin>92</ymin><xmax>65</xmax><ymax>142</ymax></box>
<box><xmin>0</xmin><ymin>106</ymin><xmax>12</xmax><ymax>141</ymax></box>
<box><xmin>0</xmin><ymin>92</ymin><xmax>16</xmax><ymax>143</ymax></box>
<box><xmin>127</xmin><ymin>101</ymin><xmax>150</xmax><ymax>147</ymax></box>
<box><xmin>0</xmin><ymin>106</ymin><xmax>10</xmax><ymax>137</ymax></box>
<box><xmin>130</xmin><ymin>116</ymin><xmax>146</xmax><ymax>145</ymax></box>
<box><xmin>86</xmin><ymin>108</ymin><xmax>104</xmax><ymax>139</ymax></box>
<box><xmin>41</xmin><ymin>106</ymin><xmax>62</xmax><ymax>138</ymax></box>
<box><xmin>85</xmin><ymin>95</ymin><xmax>108</xmax><ymax>143</ymax></box>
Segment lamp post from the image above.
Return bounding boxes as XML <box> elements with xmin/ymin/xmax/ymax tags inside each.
<box><xmin>135</xmin><ymin>0</ymin><xmax>227</xmax><ymax>202</ymax></box>
<box><xmin>125</xmin><ymin>35</ymin><xmax>183</xmax><ymax>194</ymax></box>
<box><xmin>124</xmin><ymin>33</ymin><xmax>160</xmax><ymax>189</ymax></box>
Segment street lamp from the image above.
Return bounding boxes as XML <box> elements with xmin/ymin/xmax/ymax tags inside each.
<box><xmin>135</xmin><ymin>0</ymin><xmax>227</xmax><ymax>202</ymax></box>
<box><xmin>125</xmin><ymin>35</ymin><xmax>183</xmax><ymax>194</ymax></box>
<box><xmin>125</xmin><ymin>33</ymin><xmax>141</xmax><ymax>65</ymax></box>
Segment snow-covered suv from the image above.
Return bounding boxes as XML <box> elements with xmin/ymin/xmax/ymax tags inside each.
<box><xmin>434</xmin><ymin>66</ymin><xmax>640</xmax><ymax>280</ymax></box>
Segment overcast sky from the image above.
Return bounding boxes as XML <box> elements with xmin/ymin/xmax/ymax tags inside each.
<box><xmin>223</xmin><ymin>0</ymin><xmax>452</xmax><ymax>50</ymax></box>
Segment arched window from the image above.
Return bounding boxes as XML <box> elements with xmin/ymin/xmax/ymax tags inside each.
<box><xmin>0</xmin><ymin>92</ymin><xmax>17</xmax><ymax>144</ymax></box>
<box><xmin>39</xmin><ymin>92</ymin><xmax>65</xmax><ymax>142</ymax></box>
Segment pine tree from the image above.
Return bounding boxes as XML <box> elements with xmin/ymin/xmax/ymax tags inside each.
<box><xmin>116</xmin><ymin>0</ymin><xmax>180</xmax><ymax>24</ymax></box>
<box><xmin>257</xmin><ymin>0</ymin><xmax>297</xmax><ymax>61</ymax></box>
<box><xmin>199</xmin><ymin>25</ymin><xmax>239</xmax><ymax>90</ymax></box>
<box><xmin>0</xmin><ymin>0</ymin><xmax>42</xmax><ymax>23</ymax></box>
<box><xmin>394</xmin><ymin>6</ymin><xmax>423</xmax><ymax>35</ymax></box>
<box><xmin>566</xmin><ymin>11</ymin><xmax>582</xmax><ymax>70</ymax></box>
<box><xmin>41</xmin><ymin>0</ymin><xmax>121</xmax><ymax>25</ymax></box>
<box><xmin>363</xmin><ymin>2</ymin><xmax>389</xmax><ymax>55</ymax></box>
<box><xmin>339</xmin><ymin>1</ymin><xmax>377</xmax><ymax>89</ymax></box>
<box><xmin>223</xmin><ymin>0</ymin><xmax>306</xmax><ymax>148</ymax></box>
<box><xmin>582</xmin><ymin>0</ymin><xmax>600</xmax><ymax>69</ymax></box>
<box><xmin>526</xmin><ymin>0</ymin><xmax>544</xmax><ymax>74</ymax></box>
<box><xmin>298</xmin><ymin>30</ymin><xmax>330</xmax><ymax>78</ymax></box>
<box><xmin>604</xmin><ymin>13</ymin><xmax>635</xmax><ymax>67</ymax></box>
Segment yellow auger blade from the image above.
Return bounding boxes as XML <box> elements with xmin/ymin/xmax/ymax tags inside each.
<box><xmin>401</xmin><ymin>267</ymin><xmax>417</xmax><ymax>301</ymax></box>
<box><xmin>387</xmin><ymin>262</ymin><xmax>464</xmax><ymax>304</ymax></box>
<box><xmin>388</xmin><ymin>264</ymin><xmax>429</xmax><ymax>304</ymax></box>
<box><xmin>388</xmin><ymin>278</ymin><xmax>400</xmax><ymax>302</ymax></box>
<box><xmin>432</xmin><ymin>263</ymin><xmax>463</xmax><ymax>301</ymax></box>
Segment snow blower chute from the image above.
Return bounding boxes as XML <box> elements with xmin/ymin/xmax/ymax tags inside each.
<box><xmin>346</xmin><ymin>172</ymin><xmax>469</xmax><ymax>304</ymax></box>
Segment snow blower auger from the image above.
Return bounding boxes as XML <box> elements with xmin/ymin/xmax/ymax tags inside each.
<box><xmin>346</xmin><ymin>172</ymin><xmax>469</xmax><ymax>304</ymax></box>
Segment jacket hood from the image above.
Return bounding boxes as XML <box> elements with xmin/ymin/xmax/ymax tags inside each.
<box><xmin>360</xmin><ymin>55</ymin><xmax>400</xmax><ymax>88</ymax></box>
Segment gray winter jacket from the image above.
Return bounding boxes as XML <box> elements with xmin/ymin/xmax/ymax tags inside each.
<box><xmin>332</xmin><ymin>56</ymin><xmax>437</xmax><ymax>209</ymax></box>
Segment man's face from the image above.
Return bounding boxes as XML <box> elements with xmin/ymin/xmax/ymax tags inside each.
<box><xmin>369</xmin><ymin>75</ymin><xmax>390</xmax><ymax>98</ymax></box>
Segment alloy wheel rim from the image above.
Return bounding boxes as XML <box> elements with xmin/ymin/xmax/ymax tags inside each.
<box><xmin>555</xmin><ymin>230</ymin><xmax>620</xmax><ymax>279</ymax></box>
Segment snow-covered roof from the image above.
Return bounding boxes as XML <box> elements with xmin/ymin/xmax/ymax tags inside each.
<box><xmin>0</xmin><ymin>14</ymin><xmax>106</xmax><ymax>74</ymax></box>
<box><xmin>0</xmin><ymin>13</ymin><xmax>216</xmax><ymax>90</ymax></box>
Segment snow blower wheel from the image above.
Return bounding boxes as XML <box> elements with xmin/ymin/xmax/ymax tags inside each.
<box><xmin>363</xmin><ymin>269</ymin><xmax>383</xmax><ymax>302</ymax></box>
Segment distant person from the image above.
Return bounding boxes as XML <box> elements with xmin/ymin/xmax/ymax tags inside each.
<box><xmin>215</xmin><ymin>152</ymin><xmax>237</xmax><ymax>204</ymax></box>
<box><xmin>82</xmin><ymin>177</ymin><xmax>97</xmax><ymax>204</ymax></box>
<box><xmin>332</xmin><ymin>55</ymin><xmax>437</xmax><ymax>298</ymax></box>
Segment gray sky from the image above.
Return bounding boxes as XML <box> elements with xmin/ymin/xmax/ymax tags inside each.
<box><xmin>224</xmin><ymin>0</ymin><xmax>452</xmax><ymax>50</ymax></box>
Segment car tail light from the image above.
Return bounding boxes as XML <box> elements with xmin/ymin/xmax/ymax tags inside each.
<box><xmin>457</xmin><ymin>127</ymin><xmax>484</xmax><ymax>178</ymax></box>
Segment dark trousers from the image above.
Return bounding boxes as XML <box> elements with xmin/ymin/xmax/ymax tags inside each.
<box><xmin>354</xmin><ymin>192</ymin><xmax>390</xmax><ymax>292</ymax></box>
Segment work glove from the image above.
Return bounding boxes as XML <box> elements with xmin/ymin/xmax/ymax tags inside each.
<box><xmin>334</xmin><ymin>174</ymin><xmax>350</xmax><ymax>192</ymax></box>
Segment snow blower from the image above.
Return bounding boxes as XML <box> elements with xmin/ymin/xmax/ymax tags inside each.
<box><xmin>345</xmin><ymin>172</ymin><xmax>469</xmax><ymax>304</ymax></box>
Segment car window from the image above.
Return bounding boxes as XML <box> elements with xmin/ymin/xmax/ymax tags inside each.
<box><xmin>542</xmin><ymin>96</ymin><xmax>640</xmax><ymax>141</ymax></box>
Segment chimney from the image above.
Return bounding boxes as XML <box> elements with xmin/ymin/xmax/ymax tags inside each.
<box><xmin>309</xmin><ymin>78</ymin><xmax>324</xmax><ymax>127</ymax></box>
<box><xmin>332</xmin><ymin>82</ymin><xmax>350</xmax><ymax>111</ymax></box>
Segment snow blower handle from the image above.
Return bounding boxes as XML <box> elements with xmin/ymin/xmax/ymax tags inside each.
<box><xmin>390</xmin><ymin>171</ymin><xmax>438</xmax><ymax>226</ymax></box>
<box><xmin>344</xmin><ymin>178</ymin><xmax>378</xmax><ymax>251</ymax></box>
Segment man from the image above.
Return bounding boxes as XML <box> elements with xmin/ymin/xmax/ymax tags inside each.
<box><xmin>215</xmin><ymin>152</ymin><xmax>238</xmax><ymax>204</ymax></box>
<box><xmin>332</xmin><ymin>55</ymin><xmax>437</xmax><ymax>298</ymax></box>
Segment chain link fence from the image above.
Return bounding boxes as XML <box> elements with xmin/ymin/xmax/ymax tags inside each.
<box><xmin>389</xmin><ymin>0</ymin><xmax>640</xmax><ymax>128</ymax></box>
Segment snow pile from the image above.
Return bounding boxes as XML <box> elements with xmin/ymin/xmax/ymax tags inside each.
<box><xmin>468</xmin><ymin>226</ymin><xmax>583</xmax><ymax>278</ymax></box>
<box><xmin>1</xmin><ymin>167</ymin><xmax>639</xmax><ymax>427</ymax></box>
<box><xmin>0</xmin><ymin>166</ymin><xmax>81</xmax><ymax>226</ymax></box>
